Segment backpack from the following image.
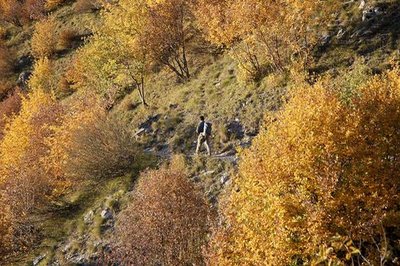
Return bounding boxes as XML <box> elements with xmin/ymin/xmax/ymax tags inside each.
<box><xmin>204</xmin><ymin>122</ymin><xmax>212</xmax><ymax>136</ymax></box>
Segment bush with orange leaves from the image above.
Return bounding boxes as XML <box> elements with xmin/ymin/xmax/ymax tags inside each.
<box><xmin>0</xmin><ymin>88</ymin><xmax>23</xmax><ymax>139</ymax></box>
<box><xmin>106</xmin><ymin>155</ymin><xmax>210</xmax><ymax>265</ymax></box>
<box><xmin>0</xmin><ymin>44</ymin><xmax>16</xmax><ymax>98</ymax></box>
<box><xmin>208</xmin><ymin>68</ymin><xmax>400</xmax><ymax>265</ymax></box>
<box><xmin>31</xmin><ymin>17</ymin><xmax>58</xmax><ymax>59</ymax></box>
<box><xmin>47</xmin><ymin>96</ymin><xmax>137</xmax><ymax>180</ymax></box>
<box><xmin>0</xmin><ymin>89</ymin><xmax>64</xmax><ymax>256</ymax></box>
<box><xmin>0</xmin><ymin>0</ymin><xmax>24</xmax><ymax>25</ymax></box>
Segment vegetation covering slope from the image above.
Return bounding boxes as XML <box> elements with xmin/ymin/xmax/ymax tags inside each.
<box><xmin>1</xmin><ymin>0</ymin><xmax>400</xmax><ymax>265</ymax></box>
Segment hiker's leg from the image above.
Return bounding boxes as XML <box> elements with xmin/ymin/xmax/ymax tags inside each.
<box><xmin>204</xmin><ymin>136</ymin><xmax>211</xmax><ymax>156</ymax></box>
<box><xmin>195</xmin><ymin>135</ymin><xmax>202</xmax><ymax>154</ymax></box>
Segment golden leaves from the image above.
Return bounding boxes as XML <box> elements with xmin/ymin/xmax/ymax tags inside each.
<box><xmin>209</xmin><ymin>68</ymin><xmax>400</xmax><ymax>265</ymax></box>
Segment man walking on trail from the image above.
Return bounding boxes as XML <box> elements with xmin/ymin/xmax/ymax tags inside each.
<box><xmin>195</xmin><ymin>115</ymin><xmax>212</xmax><ymax>156</ymax></box>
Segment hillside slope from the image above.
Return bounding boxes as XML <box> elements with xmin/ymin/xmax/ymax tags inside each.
<box><xmin>1</xmin><ymin>0</ymin><xmax>400</xmax><ymax>265</ymax></box>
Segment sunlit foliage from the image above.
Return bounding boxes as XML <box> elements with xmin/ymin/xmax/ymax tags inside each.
<box><xmin>195</xmin><ymin>0</ymin><xmax>340</xmax><ymax>81</ymax></box>
<box><xmin>29</xmin><ymin>57</ymin><xmax>57</xmax><ymax>91</ymax></box>
<box><xmin>0</xmin><ymin>88</ymin><xmax>23</xmax><ymax>139</ymax></box>
<box><xmin>208</xmin><ymin>68</ymin><xmax>400</xmax><ymax>265</ymax></box>
<box><xmin>48</xmin><ymin>95</ymin><xmax>137</xmax><ymax>180</ymax></box>
<box><xmin>0</xmin><ymin>89</ymin><xmax>64</xmax><ymax>255</ymax></box>
<box><xmin>31</xmin><ymin>16</ymin><xmax>58</xmax><ymax>59</ymax></box>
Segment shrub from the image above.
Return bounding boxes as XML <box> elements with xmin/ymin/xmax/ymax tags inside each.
<box><xmin>208</xmin><ymin>68</ymin><xmax>400</xmax><ymax>265</ymax></box>
<box><xmin>74</xmin><ymin>0</ymin><xmax>101</xmax><ymax>13</ymax></box>
<box><xmin>22</xmin><ymin>0</ymin><xmax>46</xmax><ymax>21</ymax></box>
<box><xmin>31</xmin><ymin>17</ymin><xmax>58</xmax><ymax>59</ymax></box>
<box><xmin>0</xmin><ymin>196</ymin><xmax>12</xmax><ymax>258</ymax></box>
<box><xmin>106</xmin><ymin>155</ymin><xmax>210</xmax><ymax>265</ymax></box>
<box><xmin>47</xmin><ymin>96</ymin><xmax>137</xmax><ymax>180</ymax></box>
<box><xmin>0</xmin><ymin>88</ymin><xmax>23</xmax><ymax>139</ymax></box>
<box><xmin>0</xmin><ymin>89</ymin><xmax>64</xmax><ymax>255</ymax></box>
<box><xmin>28</xmin><ymin>57</ymin><xmax>57</xmax><ymax>91</ymax></box>
<box><xmin>0</xmin><ymin>0</ymin><xmax>23</xmax><ymax>26</ymax></box>
<box><xmin>57</xmin><ymin>29</ymin><xmax>79</xmax><ymax>50</ymax></box>
<box><xmin>0</xmin><ymin>44</ymin><xmax>15</xmax><ymax>77</ymax></box>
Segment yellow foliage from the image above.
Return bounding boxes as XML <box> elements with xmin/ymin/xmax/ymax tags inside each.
<box><xmin>208</xmin><ymin>68</ymin><xmax>400</xmax><ymax>265</ymax></box>
<box><xmin>28</xmin><ymin>57</ymin><xmax>57</xmax><ymax>91</ymax></box>
<box><xmin>0</xmin><ymin>88</ymin><xmax>65</xmax><ymax>256</ymax></box>
<box><xmin>31</xmin><ymin>17</ymin><xmax>58</xmax><ymax>59</ymax></box>
<box><xmin>47</xmin><ymin>94</ymin><xmax>137</xmax><ymax>180</ymax></box>
<box><xmin>195</xmin><ymin>0</ymin><xmax>340</xmax><ymax>80</ymax></box>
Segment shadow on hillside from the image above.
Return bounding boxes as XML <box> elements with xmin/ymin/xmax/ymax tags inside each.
<box><xmin>314</xmin><ymin>1</ymin><xmax>400</xmax><ymax>74</ymax></box>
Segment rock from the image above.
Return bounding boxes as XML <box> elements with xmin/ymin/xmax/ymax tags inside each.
<box><xmin>336</xmin><ymin>28</ymin><xmax>345</xmax><ymax>39</ymax></box>
<box><xmin>16</xmin><ymin>71</ymin><xmax>31</xmax><ymax>88</ymax></box>
<box><xmin>220</xmin><ymin>173</ymin><xmax>230</xmax><ymax>185</ymax></box>
<box><xmin>320</xmin><ymin>34</ymin><xmax>331</xmax><ymax>46</ymax></box>
<box><xmin>15</xmin><ymin>55</ymin><xmax>33</xmax><ymax>71</ymax></box>
<box><xmin>215</xmin><ymin>150</ymin><xmax>236</xmax><ymax>158</ymax></box>
<box><xmin>359</xmin><ymin>0</ymin><xmax>366</xmax><ymax>9</ymax></box>
<box><xmin>200</xmin><ymin>170</ymin><xmax>216</xmax><ymax>177</ymax></box>
<box><xmin>83</xmin><ymin>210</ymin><xmax>94</xmax><ymax>224</ymax></box>
<box><xmin>226</xmin><ymin>120</ymin><xmax>245</xmax><ymax>140</ymax></box>
<box><xmin>134</xmin><ymin>128</ymin><xmax>146</xmax><ymax>137</ymax></box>
<box><xmin>33</xmin><ymin>254</ymin><xmax>46</xmax><ymax>266</ymax></box>
<box><xmin>101</xmin><ymin>208</ymin><xmax>113</xmax><ymax>220</ymax></box>
<box><xmin>239</xmin><ymin>136</ymin><xmax>253</xmax><ymax>148</ymax></box>
<box><xmin>70</xmin><ymin>255</ymin><xmax>86</xmax><ymax>265</ymax></box>
<box><xmin>138</xmin><ymin>114</ymin><xmax>161</xmax><ymax>133</ymax></box>
<box><xmin>62</xmin><ymin>242</ymin><xmax>71</xmax><ymax>254</ymax></box>
<box><xmin>362</xmin><ymin>6</ymin><xmax>383</xmax><ymax>21</ymax></box>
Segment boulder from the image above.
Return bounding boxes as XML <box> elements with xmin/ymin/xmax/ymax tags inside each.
<box><xmin>220</xmin><ymin>173</ymin><xmax>230</xmax><ymax>185</ymax></box>
<box><xmin>16</xmin><ymin>71</ymin><xmax>31</xmax><ymax>88</ymax></box>
<box><xmin>101</xmin><ymin>208</ymin><xmax>113</xmax><ymax>220</ymax></box>
<box><xmin>33</xmin><ymin>254</ymin><xmax>46</xmax><ymax>266</ymax></box>
<box><xmin>138</xmin><ymin>114</ymin><xmax>161</xmax><ymax>133</ymax></box>
<box><xmin>226</xmin><ymin>119</ymin><xmax>245</xmax><ymax>140</ymax></box>
<box><xmin>83</xmin><ymin>210</ymin><xmax>94</xmax><ymax>225</ymax></box>
<box><xmin>15</xmin><ymin>55</ymin><xmax>33</xmax><ymax>71</ymax></box>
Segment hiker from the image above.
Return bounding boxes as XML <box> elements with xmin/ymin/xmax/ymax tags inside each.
<box><xmin>195</xmin><ymin>115</ymin><xmax>212</xmax><ymax>156</ymax></box>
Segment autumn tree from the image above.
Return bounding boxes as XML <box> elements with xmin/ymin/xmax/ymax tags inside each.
<box><xmin>47</xmin><ymin>94</ymin><xmax>137</xmax><ymax>180</ymax></box>
<box><xmin>69</xmin><ymin>0</ymin><xmax>196</xmax><ymax>106</ymax></box>
<box><xmin>0</xmin><ymin>89</ymin><xmax>65</xmax><ymax>254</ymax></box>
<box><xmin>0</xmin><ymin>0</ymin><xmax>24</xmax><ymax>26</ymax></box>
<box><xmin>29</xmin><ymin>57</ymin><xmax>57</xmax><ymax>91</ymax></box>
<box><xmin>31</xmin><ymin>16</ymin><xmax>58</xmax><ymax>59</ymax></box>
<box><xmin>208</xmin><ymin>68</ymin><xmax>400</xmax><ymax>265</ymax></box>
<box><xmin>145</xmin><ymin>0</ymin><xmax>194</xmax><ymax>81</ymax></box>
<box><xmin>0</xmin><ymin>43</ymin><xmax>16</xmax><ymax>98</ymax></box>
<box><xmin>68</xmin><ymin>0</ymin><xmax>149</xmax><ymax>107</ymax></box>
<box><xmin>0</xmin><ymin>88</ymin><xmax>23</xmax><ymax>139</ymax></box>
<box><xmin>107</xmin><ymin>155</ymin><xmax>210</xmax><ymax>265</ymax></box>
<box><xmin>195</xmin><ymin>0</ymin><xmax>340</xmax><ymax>81</ymax></box>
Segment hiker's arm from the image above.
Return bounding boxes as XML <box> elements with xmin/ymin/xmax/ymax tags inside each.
<box><xmin>196</xmin><ymin>123</ymin><xmax>201</xmax><ymax>134</ymax></box>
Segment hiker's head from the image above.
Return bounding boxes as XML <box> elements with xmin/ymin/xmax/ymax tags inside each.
<box><xmin>200</xmin><ymin>115</ymin><xmax>205</xmax><ymax>121</ymax></box>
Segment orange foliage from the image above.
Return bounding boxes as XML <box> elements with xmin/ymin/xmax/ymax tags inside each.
<box><xmin>0</xmin><ymin>89</ymin><xmax>64</xmax><ymax>255</ymax></box>
<box><xmin>0</xmin><ymin>88</ymin><xmax>23</xmax><ymax>139</ymax></box>
<box><xmin>0</xmin><ymin>0</ymin><xmax>24</xmax><ymax>25</ymax></box>
<box><xmin>208</xmin><ymin>68</ymin><xmax>400</xmax><ymax>265</ymax></box>
<box><xmin>195</xmin><ymin>0</ymin><xmax>340</xmax><ymax>80</ymax></box>
<box><xmin>74</xmin><ymin>0</ymin><xmax>101</xmax><ymax>13</ymax></box>
<box><xmin>107</xmin><ymin>155</ymin><xmax>210</xmax><ymax>265</ymax></box>
<box><xmin>47</xmin><ymin>95</ymin><xmax>137</xmax><ymax>180</ymax></box>
<box><xmin>144</xmin><ymin>0</ymin><xmax>194</xmax><ymax>81</ymax></box>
